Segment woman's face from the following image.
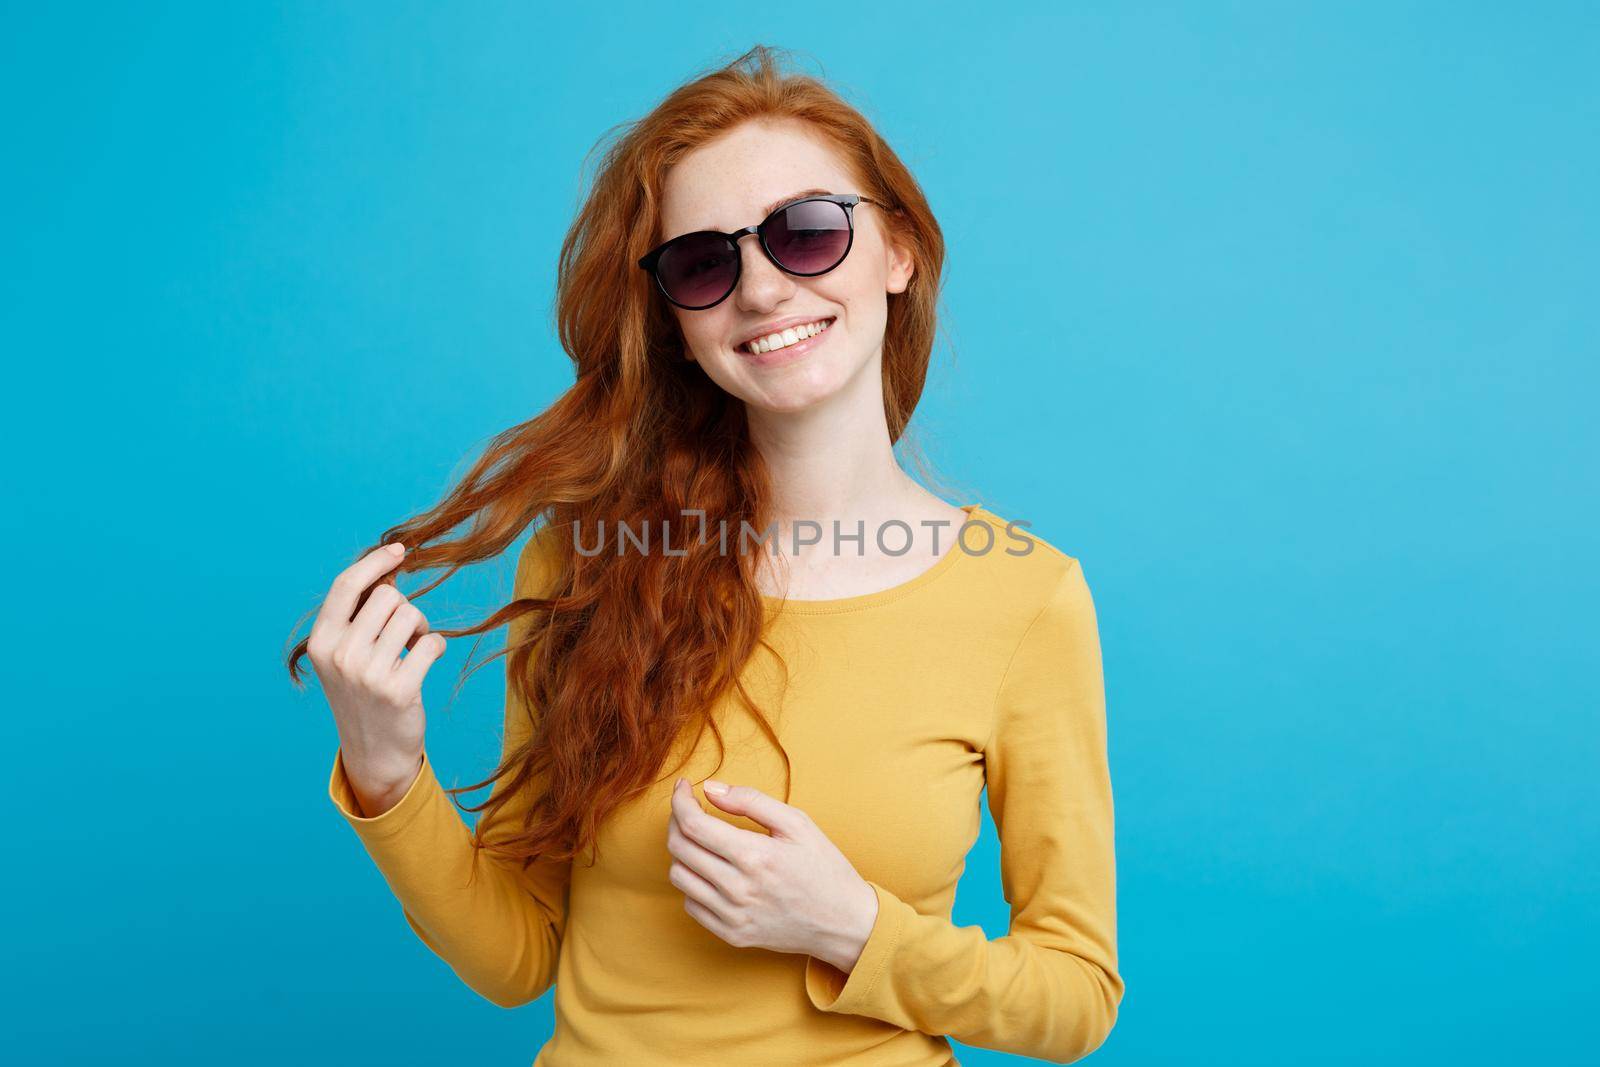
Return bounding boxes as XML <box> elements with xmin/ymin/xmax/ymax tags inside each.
<box><xmin>655</xmin><ymin>119</ymin><xmax>914</xmax><ymax>415</ymax></box>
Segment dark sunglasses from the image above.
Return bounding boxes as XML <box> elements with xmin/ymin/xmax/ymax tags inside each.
<box><xmin>637</xmin><ymin>193</ymin><xmax>881</xmax><ymax>311</ymax></box>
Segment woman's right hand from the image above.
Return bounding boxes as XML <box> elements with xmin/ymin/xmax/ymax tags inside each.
<box><xmin>307</xmin><ymin>542</ymin><xmax>448</xmax><ymax>817</ymax></box>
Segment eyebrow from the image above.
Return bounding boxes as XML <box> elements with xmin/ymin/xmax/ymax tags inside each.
<box><xmin>759</xmin><ymin>187</ymin><xmax>833</xmax><ymax>217</ymax></box>
<box><xmin>670</xmin><ymin>189</ymin><xmax>836</xmax><ymax>244</ymax></box>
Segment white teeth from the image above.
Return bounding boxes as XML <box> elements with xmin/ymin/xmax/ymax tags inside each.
<box><xmin>743</xmin><ymin>318</ymin><xmax>832</xmax><ymax>355</ymax></box>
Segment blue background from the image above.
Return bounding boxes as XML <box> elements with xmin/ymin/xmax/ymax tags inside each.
<box><xmin>4</xmin><ymin>3</ymin><xmax>1594</xmax><ymax>1064</ymax></box>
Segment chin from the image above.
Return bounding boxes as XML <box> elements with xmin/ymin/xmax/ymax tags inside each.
<box><xmin>747</xmin><ymin>388</ymin><xmax>836</xmax><ymax>414</ymax></box>
<box><xmin>691</xmin><ymin>349</ymin><xmax>837</xmax><ymax>409</ymax></box>
<box><xmin>743</xmin><ymin>361</ymin><xmax>860</xmax><ymax>414</ymax></box>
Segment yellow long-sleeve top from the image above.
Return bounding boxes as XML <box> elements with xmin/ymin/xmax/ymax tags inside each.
<box><xmin>328</xmin><ymin>504</ymin><xmax>1123</xmax><ymax>1065</ymax></box>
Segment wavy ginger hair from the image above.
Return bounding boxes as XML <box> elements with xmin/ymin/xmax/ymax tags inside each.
<box><xmin>285</xmin><ymin>44</ymin><xmax>948</xmax><ymax>871</ymax></box>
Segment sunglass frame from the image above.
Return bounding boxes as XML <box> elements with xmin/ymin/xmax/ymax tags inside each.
<box><xmin>637</xmin><ymin>194</ymin><xmax>881</xmax><ymax>310</ymax></box>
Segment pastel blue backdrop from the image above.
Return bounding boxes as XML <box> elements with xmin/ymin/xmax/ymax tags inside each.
<box><xmin>4</xmin><ymin>3</ymin><xmax>1594</xmax><ymax>1064</ymax></box>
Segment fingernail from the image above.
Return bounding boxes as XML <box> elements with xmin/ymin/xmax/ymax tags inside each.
<box><xmin>675</xmin><ymin>777</ymin><xmax>686</xmax><ymax>789</ymax></box>
<box><xmin>704</xmin><ymin>779</ymin><xmax>729</xmax><ymax>795</ymax></box>
<box><xmin>387</xmin><ymin>542</ymin><xmax>405</xmax><ymax>555</ymax></box>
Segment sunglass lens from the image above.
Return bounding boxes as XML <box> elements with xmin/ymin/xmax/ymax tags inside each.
<box><xmin>657</xmin><ymin>233</ymin><xmax>739</xmax><ymax>307</ymax></box>
<box><xmin>766</xmin><ymin>199</ymin><xmax>851</xmax><ymax>274</ymax></box>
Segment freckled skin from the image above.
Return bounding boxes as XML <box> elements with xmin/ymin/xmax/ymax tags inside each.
<box><xmin>652</xmin><ymin>118</ymin><xmax>925</xmax><ymax>971</ymax></box>
<box><xmin>656</xmin><ymin>118</ymin><xmax>915</xmax><ymax>417</ymax></box>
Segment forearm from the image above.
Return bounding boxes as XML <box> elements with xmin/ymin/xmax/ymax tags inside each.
<box><xmin>329</xmin><ymin>747</ymin><xmax>568</xmax><ymax>1008</ymax></box>
<box><xmin>807</xmin><ymin>880</ymin><xmax>1121</xmax><ymax>1064</ymax></box>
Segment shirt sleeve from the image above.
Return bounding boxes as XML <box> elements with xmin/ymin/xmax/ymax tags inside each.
<box><xmin>326</xmin><ymin>530</ymin><xmax>573</xmax><ymax>1009</ymax></box>
<box><xmin>803</xmin><ymin>558</ymin><xmax>1123</xmax><ymax>1063</ymax></box>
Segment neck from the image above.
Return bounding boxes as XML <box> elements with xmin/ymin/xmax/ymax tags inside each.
<box><xmin>743</xmin><ymin>351</ymin><xmax>921</xmax><ymax>531</ymax></box>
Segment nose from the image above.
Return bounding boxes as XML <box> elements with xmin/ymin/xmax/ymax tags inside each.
<box><xmin>732</xmin><ymin>233</ymin><xmax>796</xmax><ymax>311</ymax></box>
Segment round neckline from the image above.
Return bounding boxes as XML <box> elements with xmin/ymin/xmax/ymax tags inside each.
<box><xmin>760</xmin><ymin>503</ymin><xmax>985</xmax><ymax>616</ymax></box>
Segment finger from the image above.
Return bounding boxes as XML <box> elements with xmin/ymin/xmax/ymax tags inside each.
<box><xmin>704</xmin><ymin>783</ymin><xmax>808</xmax><ymax>840</ymax></box>
<box><xmin>668</xmin><ymin>858</ymin><xmax>738</xmax><ymax>924</ymax></box>
<box><xmin>372</xmin><ymin>600</ymin><xmax>428</xmax><ymax>672</ymax></box>
<box><xmin>670</xmin><ymin>778</ymin><xmax>762</xmax><ymax>864</ymax></box>
<box><xmin>682</xmin><ymin>896</ymin><xmax>736</xmax><ymax>944</ymax></box>
<box><xmin>392</xmin><ymin>632</ymin><xmax>447</xmax><ymax>693</ymax></box>
<box><xmin>319</xmin><ymin>543</ymin><xmax>407</xmax><ymax>635</ymax></box>
<box><xmin>345</xmin><ymin>583</ymin><xmax>407</xmax><ymax>650</ymax></box>
<box><xmin>667</xmin><ymin>806</ymin><xmax>742</xmax><ymax>892</ymax></box>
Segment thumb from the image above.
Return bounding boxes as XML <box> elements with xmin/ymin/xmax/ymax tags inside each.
<box><xmin>393</xmin><ymin>632</ymin><xmax>447</xmax><ymax>690</ymax></box>
<box><xmin>703</xmin><ymin>780</ymin><xmax>801</xmax><ymax>838</ymax></box>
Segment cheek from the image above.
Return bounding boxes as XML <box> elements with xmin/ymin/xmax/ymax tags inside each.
<box><xmin>674</xmin><ymin>316</ymin><xmax>727</xmax><ymax>364</ymax></box>
<box><xmin>819</xmin><ymin>253</ymin><xmax>885</xmax><ymax>316</ymax></box>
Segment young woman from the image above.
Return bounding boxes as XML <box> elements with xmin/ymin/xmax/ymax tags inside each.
<box><xmin>288</xmin><ymin>45</ymin><xmax>1122</xmax><ymax>1067</ymax></box>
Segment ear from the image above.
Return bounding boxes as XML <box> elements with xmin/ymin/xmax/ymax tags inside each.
<box><xmin>885</xmin><ymin>231</ymin><xmax>915</xmax><ymax>296</ymax></box>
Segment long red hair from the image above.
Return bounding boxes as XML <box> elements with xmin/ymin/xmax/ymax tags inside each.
<box><xmin>286</xmin><ymin>44</ymin><xmax>950</xmax><ymax>870</ymax></box>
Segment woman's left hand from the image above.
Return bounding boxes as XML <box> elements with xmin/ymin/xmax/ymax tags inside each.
<box><xmin>666</xmin><ymin>776</ymin><xmax>879</xmax><ymax>972</ymax></box>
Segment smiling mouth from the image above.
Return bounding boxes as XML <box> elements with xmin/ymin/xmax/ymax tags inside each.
<box><xmin>738</xmin><ymin>317</ymin><xmax>836</xmax><ymax>356</ymax></box>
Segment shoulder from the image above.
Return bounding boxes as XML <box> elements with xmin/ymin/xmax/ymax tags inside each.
<box><xmin>513</xmin><ymin>520</ymin><xmax>571</xmax><ymax>599</ymax></box>
<box><xmin>956</xmin><ymin>505</ymin><xmax>1088</xmax><ymax>617</ymax></box>
<box><xmin>960</xmin><ymin>506</ymin><xmax>1079</xmax><ymax>566</ymax></box>
<box><xmin>958</xmin><ymin>510</ymin><xmax>1104</xmax><ymax>725</ymax></box>
<box><xmin>933</xmin><ymin>504</ymin><xmax>1101</xmax><ymax>661</ymax></box>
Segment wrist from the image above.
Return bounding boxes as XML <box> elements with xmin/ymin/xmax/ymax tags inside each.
<box><xmin>813</xmin><ymin>878</ymin><xmax>879</xmax><ymax>973</ymax></box>
<box><xmin>344</xmin><ymin>749</ymin><xmax>424</xmax><ymax>817</ymax></box>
